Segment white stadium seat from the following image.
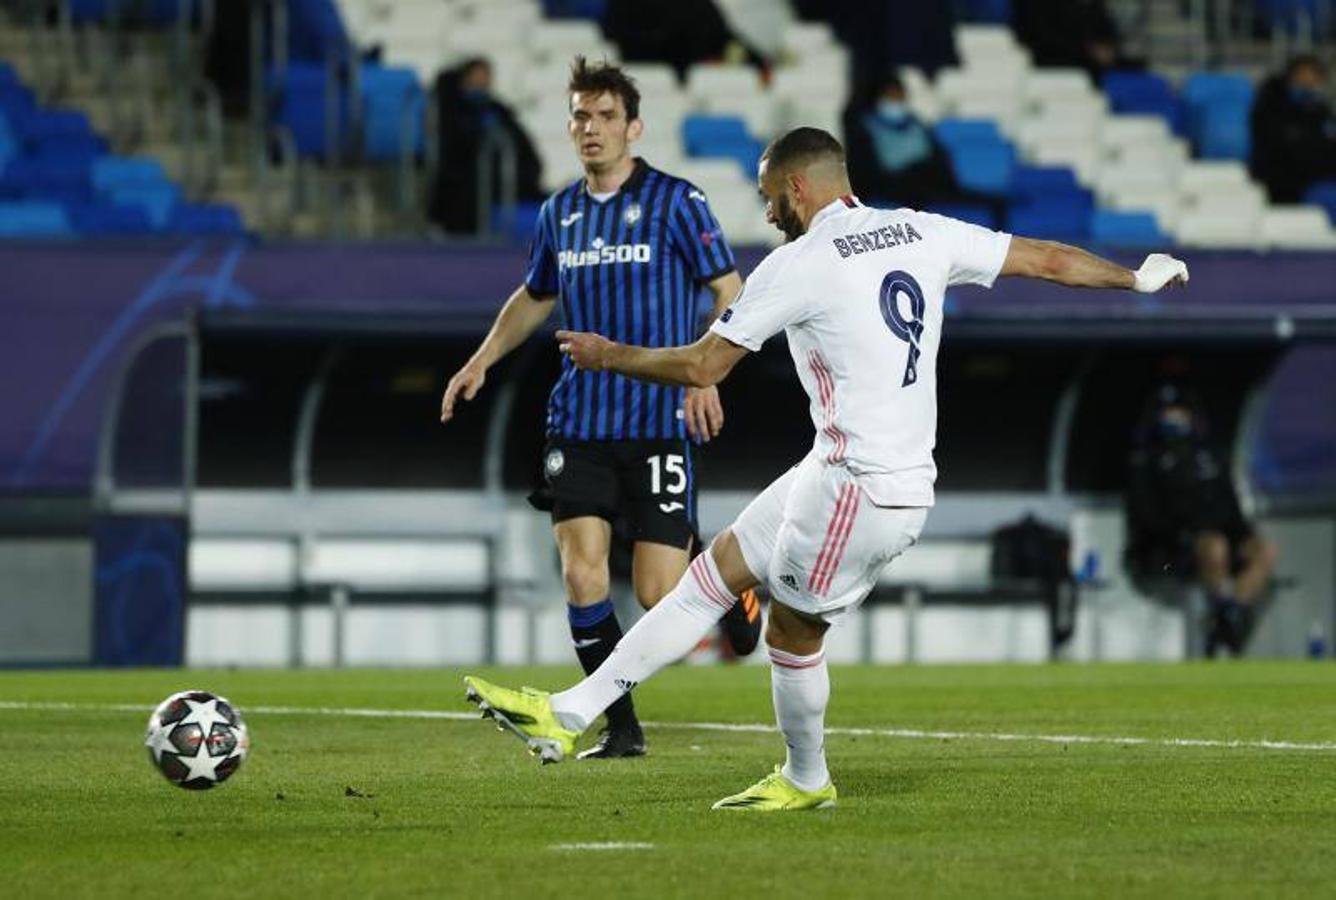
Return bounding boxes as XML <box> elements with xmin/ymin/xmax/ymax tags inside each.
<box><xmin>1098</xmin><ymin>115</ymin><xmax>1173</xmax><ymax>153</ymax></box>
<box><xmin>1107</xmin><ymin>190</ymin><xmax>1182</xmax><ymax>231</ymax></box>
<box><xmin>685</xmin><ymin>64</ymin><xmax>763</xmax><ymax>110</ymax></box>
<box><xmin>529</xmin><ymin>21</ymin><xmax>614</xmax><ymax>66</ymax></box>
<box><xmin>954</xmin><ymin>25</ymin><xmax>1025</xmax><ymax>64</ymax></box>
<box><xmin>1026</xmin><ymin>137</ymin><xmax>1102</xmax><ymax>184</ymax></box>
<box><xmin>1021</xmin><ymin>69</ymin><xmax>1096</xmax><ymax>107</ymax></box>
<box><xmin>1177</xmin><ymin>160</ymin><xmax>1252</xmax><ymax>195</ymax></box>
<box><xmin>1260</xmin><ymin>206</ymin><xmax>1336</xmax><ymax>249</ymax></box>
<box><xmin>622</xmin><ymin>64</ymin><xmax>679</xmax><ymax>97</ymax></box>
<box><xmin>1173</xmin><ymin>210</ymin><xmax>1262</xmax><ymax>249</ymax></box>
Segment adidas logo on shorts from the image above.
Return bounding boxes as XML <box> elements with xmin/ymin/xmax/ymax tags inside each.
<box><xmin>615</xmin><ymin>678</ymin><xmax>638</xmax><ymax>693</ymax></box>
<box><xmin>779</xmin><ymin>574</ymin><xmax>799</xmax><ymax>590</ymax></box>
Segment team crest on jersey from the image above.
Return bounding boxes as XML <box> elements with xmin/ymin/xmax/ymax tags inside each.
<box><xmin>545</xmin><ymin>449</ymin><xmax>565</xmax><ymax>478</ymax></box>
<box><xmin>623</xmin><ymin>202</ymin><xmax>642</xmax><ymax>226</ymax></box>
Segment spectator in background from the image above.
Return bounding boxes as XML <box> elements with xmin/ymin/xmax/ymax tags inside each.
<box><xmin>1012</xmin><ymin>0</ymin><xmax>1127</xmax><ymax>79</ymax></box>
<box><xmin>429</xmin><ymin>58</ymin><xmax>544</xmax><ymax>236</ymax></box>
<box><xmin>1250</xmin><ymin>54</ymin><xmax>1336</xmax><ymax>204</ymax></box>
<box><xmin>845</xmin><ymin>73</ymin><xmax>960</xmax><ymax>208</ymax></box>
<box><xmin>602</xmin><ymin>0</ymin><xmax>767</xmax><ymax>80</ymax></box>
<box><xmin>1124</xmin><ymin>384</ymin><xmax>1279</xmax><ymax>657</ymax></box>
<box><xmin>795</xmin><ymin>0</ymin><xmax>956</xmax><ymax>81</ymax></box>
<box><xmin>845</xmin><ymin>73</ymin><xmax>1007</xmax><ymax>219</ymax></box>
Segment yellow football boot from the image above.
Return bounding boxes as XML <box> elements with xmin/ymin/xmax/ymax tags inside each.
<box><xmin>463</xmin><ymin>675</ymin><xmax>579</xmax><ymax>764</ymax></box>
<box><xmin>711</xmin><ymin>766</ymin><xmax>837</xmax><ymax>811</ymax></box>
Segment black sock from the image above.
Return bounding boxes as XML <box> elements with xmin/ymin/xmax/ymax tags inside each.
<box><xmin>568</xmin><ymin>598</ymin><xmax>638</xmax><ymax>730</ymax></box>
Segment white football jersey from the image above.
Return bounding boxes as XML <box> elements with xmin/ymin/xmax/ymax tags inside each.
<box><xmin>710</xmin><ymin>197</ymin><xmax>1012</xmax><ymax>507</ymax></box>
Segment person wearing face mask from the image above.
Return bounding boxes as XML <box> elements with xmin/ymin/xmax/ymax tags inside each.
<box><xmin>1125</xmin><ymin>384</ymin><xmax>1279</xmax><ymax>656</ymax></box>
<box><xmin>844</xmin><ymin>73</ymin><xmax>958</xmax><ymax>211</ymax></box>
<box><xmin>1250</xmin><ymin>55</ymin><xmax>1336</xmax><ymax>204</ymax></box>
<box><xmin>844</xmin><ymin>72</ymin><xmax>1007</xmax><ymax>221</ymax></box>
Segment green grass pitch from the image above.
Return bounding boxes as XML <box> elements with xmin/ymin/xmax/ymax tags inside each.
<box><xmin>2</xmin><ymin>662</ymin><xmax>1334</xmax><ymax>898</ymax></box>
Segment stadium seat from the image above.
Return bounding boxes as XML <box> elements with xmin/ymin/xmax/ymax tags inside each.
<box><xmin>1101</xmin><ymin>71</ymin><xmax>1183</xmax><ymax>132</ymax></box>
<box><xmin>107</xmin><ymin>183</ymin><xmax>181</xmax><ymax>229</ymax></box>
<box><xmin>1303</xmin><ymin>180</ymin><xmax>1336</xmax><ymax>226</ymax></box>
<box><xmin>0</xmin><ymin>157</ymin><xmax>93</xmax><ymax>203</ymax></box>
<box><xmin>167</xmin><ymin>203</ymin><xmax>246</xmax><ymax>236</ymax></box>
<box><xmin>681</xmin><ymin>115</ymin><xmax>763</xmax><ymax>177</ymax></box>
<box><xmin>91</xmin><ymin>157</ymin><xmax>168</xmax><ymax>193</ymax></box>
<box><xmin>1259</xmin><ymin>206</ymin><xmax>1336</xmax><ymax>249</ymax></box>
<box><xmin>1007</xmin><ymin>192</ymin><xmax>1094</xmax><ymax>240</ymax></box>
<box><xmin>0</xmin><ymin>201</ymin><xmax>73</xmax><ymax>237</ymax></box>
<box><xmin>542</xmin><ymin>0</ymin><xmax>610</xmax><ymax>20</ymax></box>
<box><xmin>934</xmin><ymin>118</ymin><xmax>1004</xmax><ymax>148</ymax></box>
<box><xmin>360</xmin><ymin>65</ymin><xmax>425</xmax><ymax>162</ymax></box>
<box><xmin>948</xmin><ymin>143</ymin><xmax>1015</xmax><ymax>196</ymax></box>
<box><xmin>272</xmin><ymin>62</ymin><xmax>354</xmax><ymax>160</ymax></box>
<box><xmin>1181</xmin><ymin>73</ymin><xmax>1254</xmax><ymax>161</ymax></box>
<box><xmin>68</xmin><ymin>203</ymin><xmax>155</xmax><ymax>236</ymax></box>
<box><xmin>1009</xmin><ymin>165</ymin><xmax>1083</xmax><ymax>201</ymax></box>
<box><xmin>1174</xmin><ymin>209</ymin><xmax>1260</xmax><ymax>249</ymax></box>
<box><xmin>1090</xmin><ymin>210</ymin><xmax>1170</xmax><ymax>248</ymax></box>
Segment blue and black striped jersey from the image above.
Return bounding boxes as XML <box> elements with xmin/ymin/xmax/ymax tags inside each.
<box><xmin>524</xmin><ymin>159</ymin><xmax>737</xmax><ymax>441</ymax></box>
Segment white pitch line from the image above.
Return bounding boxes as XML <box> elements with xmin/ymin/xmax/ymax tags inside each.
<box><xmin>2</xmin><ymin>700</ymin><xmax>1334</xmax><ymax>753</ymax></box>
<box><xmin>550</xmin><ymin>842</ymin><xmax>654</xmax><ymax>851</ymax></box>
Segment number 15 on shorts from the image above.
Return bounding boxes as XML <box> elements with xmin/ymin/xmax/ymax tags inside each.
<box><xmin>648</xmin><ymin>454</ymin><xmax>687</xmax><ymax>513</ymax></box>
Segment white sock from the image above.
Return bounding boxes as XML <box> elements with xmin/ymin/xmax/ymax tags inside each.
<box><xmin>551</xmin><ymin>550</ymin><xmax>735</xmax><ymax>731</ymax></box>
<box><xmin>770</xmin><ymin>647</ymin><xmax>830</xmax><ymax>792</ymax></box>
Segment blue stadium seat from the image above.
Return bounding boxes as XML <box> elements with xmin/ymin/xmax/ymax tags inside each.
<box><xmin>933</xmin><ymin>119</ymin><xmax>1005</xmax><ymax>148</ymax></box>
<box><xmin>68</xmin><ymin>202</ymin><xmax>155</xmax><ymax>235</ymax></box>
<box><xmin>287</xmin><ymin>0</ymin><xmax>351</xmax><ymax>62</ymax></box>
<box><xmin>1256</xmin><ymin>0</ymin><xmax>1331</xmax><ymax>34</ymax></box>
<box><xmin>272</xmin><ymin>62</ymin><xmax>353</xmax><ymax>160</ymax></box>
<box><xmin>1007</xmin><ymin>194</ymin><xmax>1093</xmax><ymax>241</ymax></box>
<box><xmin>0</xmin><ymin>62</ymin><xmax>18</xmax><ymax>89</ymax></box>
<box><xmin>0</xmin><ymin>156</ymin><xmax>93</xmax><ymax>202</ymax></box>
<box><xmin>167</xmin><ymin>203</ymin><xmax>245</xmax><ymax>235</ymax></box>
<box><xmin>1181</xmin><ymin>73</ymin><xmax>1254</xmax><ymax>160</ymax></box>
<box><xmin>1009</xmin><ymin>165</ymin><xmax>1083</xmax><ymax>202</ymax></box>
<box><xmin>1303</xmin><ymin>181</ymin><xmax>1336</xmax><ymax>226</ymax></box>
<box><xmin>681</xmin><ymin>114</ymin><xmax>764</xmax><ymax>177</ymax></box>
<box><xmin>926</xmin><ymin>202</ymin><xmax>998</xmax><ymax>230</ymax></box>
<box><xmin>19</xmin><ymin>109</ymin><xmax>93</xmax><ymax>141</ymax></box>
<box><xmin>1090</xmin><ymin>210</ymin><xmax>1170</xmax><ymax>248</ymax></box>
<box><xmin>107</xmin><ymin>183</ymin><xmax>181</xmax><ymax>228</ymax></box>
<box><xmin>945</xmin><ymin>142</ymin><xmax>1015</xmax><ymax>196</ymax></box>
<box><xmin>92</xmin><ymin>156</ymin><xmax>168</xmax><ymax>192</ymax></box>
<box><xmin>1101</xmin><ymin>72</ymin><xmax>1183</xmax><ymax>132</ymax></box>
<box><xmin>0</xmin><ymin>201</ymin><xmax>73</xmax><ymax>237</ymax></box>
<box><xmin>360</xmin><ymin>66</ymin><xmax>426</xmax><ymax>162</ymax></box>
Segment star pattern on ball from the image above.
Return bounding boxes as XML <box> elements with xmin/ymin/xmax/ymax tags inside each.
<box><xmin>144</xmin><ymin>721</ymin><xmax>176</xmax><ymax>763</ymax></box>
<box><xmin>179</xmin><ymin>741</ymin><xmax>227</xmax><ymax>783</ymax></box>
<box><xmin>179</xmin><ymin>697</ymin><xmax>231</xmax><ymax>735</ymax></box>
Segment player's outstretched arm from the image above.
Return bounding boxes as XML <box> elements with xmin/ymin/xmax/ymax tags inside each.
<box><xmin>557</xmin><ymin>330</ymin><xmax>748</xmax><ymax>389</ymax></box>
<box><xmin>440</xmin><ymin>285</ymin><xmax>556</xmax><ymax>422</ymax></box>
<box><xmin>1001</xmin><ymin>237</ymin><xmax>1189</xmax><ymax>293</ymax></box>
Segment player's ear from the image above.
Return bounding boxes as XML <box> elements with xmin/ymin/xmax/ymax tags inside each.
<box><xmin>627</xmin><ymin>117</ymin><xmax>644</xmax><ymax>143</ymax></box>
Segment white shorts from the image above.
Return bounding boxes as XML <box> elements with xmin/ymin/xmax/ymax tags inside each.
<box><xmin>732</xmin><ymin>453</ymin><xmax>928</xmax><ymax>622</ymax></box>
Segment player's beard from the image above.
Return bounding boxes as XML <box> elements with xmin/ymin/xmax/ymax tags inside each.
<box><xmin>773</xmin><ymin>193</ymin><xmax>804</xmax><ymax>242</ymax></box>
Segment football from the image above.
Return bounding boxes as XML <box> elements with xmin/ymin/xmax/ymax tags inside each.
<box><xmin>144</xmin><ymin>690</ymin><xmax>249</xmax><ymax>790</ymax></box>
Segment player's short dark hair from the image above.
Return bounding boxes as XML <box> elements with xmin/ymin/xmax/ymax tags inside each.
<box><xmin>761</xmin><ymin>127</ymin><xmax>846</xmax><ymax>174</ymax></box>
<box><xmin>568</xmin><ymin>56</ymin><xmax>640</xmax><ymax>121</ymax></box>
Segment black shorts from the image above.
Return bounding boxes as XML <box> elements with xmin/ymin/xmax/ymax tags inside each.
<box><xmin>531</xmin><ymin>438</ymin><xmax>697</xmax><ymax>550</ymax></box>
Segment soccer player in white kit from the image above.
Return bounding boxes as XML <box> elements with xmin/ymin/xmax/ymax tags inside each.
<box><xmin>464</xmin><ymin>127</ymin><xmax>1189</xmax><ymax>809</ymax></box>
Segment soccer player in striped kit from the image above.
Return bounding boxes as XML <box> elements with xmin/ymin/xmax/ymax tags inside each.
<box><xmin>441</xmin><ymin>58</ymin><xmax>760</xmax><ymax>759</ymax></box>
<box><xmin>464</xmin><ymin>127</ymin><xmax>1190</xmax><ymax>806</ymax></box>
